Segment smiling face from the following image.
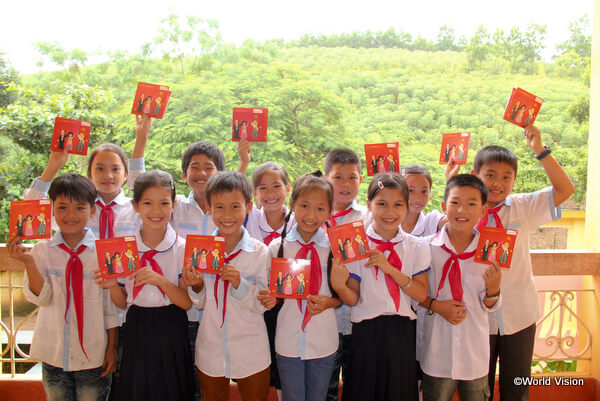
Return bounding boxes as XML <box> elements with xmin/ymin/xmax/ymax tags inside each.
<box><xmin>405</xmin><ymin>174</ymin><xmax>431</xmax><ymax>215</ymax></box>
<box><xmin>326</xmin><ymin>162</ymin><xmax>362</xmax><ymax>212</ymax></box>
<box><xmin>133</xmin><ymin>185</ymin><xmax>174</xmax><ymax>236</ymax></box>
<box><xmin>254</xmin><ymin>170</ymin><xmax>290</xmax><ymax>213</ymax></box>
<box><xmin>442</xmin><ymin>185</ymin><xmax>487</xmax><ymax>236</ymax></box>
<box><xmin>209</xmin><ymin>189</ymin><xmax>252</xmax><ymax>241</ymax></box>
<box><xmin>89</xmin><ymin>150</ymin><xmax>127</xmax><ymax>201</ymax></box>
<box><xmin>474</xmin><ymin>162</ymin><xmax>516</xmax><ymax>207</ymax></box>
<box><xmin>368</xmin><ymin>188</ymin><xmax>408</xmax><ymax>241</ymax></box>
<box><xmin>53</xmin><ymin>195</ymin><xmax>94</xmax><ymax>240</ymax></box>
<box><xmin>290</xmin><ymin>189</ymin><xmax>331</xmax><ymax>243</ymax></box>
<box><xmin>183</xmin><ymin>154</ymin><xmax>218</xmax><ymax>199</ymax></box>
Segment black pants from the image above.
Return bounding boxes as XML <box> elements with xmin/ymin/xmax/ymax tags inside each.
<box><xmin>488</xmin><ymin>323</ymin><xmax>536</xmax><ymax>401</ymax></box>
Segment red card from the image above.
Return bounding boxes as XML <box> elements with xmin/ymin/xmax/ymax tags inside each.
<box><xmin>184</xmin><ymin>235</ymin><xmax>225</xmax><ymax>272</ymax></box>
<box><xmin>51</xmin><ymin>117</ymin><xmax>92</xmax><ymax>156</ymax></box>
<box><xmin>503</xmin><ymin>87</ymin><xmax>543</xmax><ymax>128</ymax></box>
<box><xmin>232</xmin><ymin>107</ymin><xmax>268</xmax><ymax>142</ymax></box>
<box><xmin>364</xmin><ymin>142</ymin><xmax>400</xmax><ymax>176</ymax></box>
<box><xmin>95</xmin><ymin>236</ymin><xmax>141</xmax><ymax>278</ymax></box>
<box><xmin>327</xmin><ymin>221</ymin><xmax>370</xmax><ymax>263</ymax></box>
<box><xmin>9</xmin><ymin>200</ymin><xmax>52</xmax><ymax>239</ymax></box>
<box><xmin>439</xmin><ymin>132</ymin><xmax>470</xmax><ymax>165</ymax></box>
<box><xmin>474</xmin><ymin>227</ymin><xmax>518</xmax><ymax>268</ymax></box>
<box><xmin>131</xmin><ymin>82</ymin><xmax>171</xmax><ymax>119</ymax></box>
<box><xmin>270</xmin><ymin>258</ymin><xmax>311</xmax><ymax>300</ymax></box>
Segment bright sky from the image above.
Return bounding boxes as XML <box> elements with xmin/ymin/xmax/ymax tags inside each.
<box><xmin>1</xmin><ymin>0</ymin><xmax>594</xmax><ymax>74</ymax></box>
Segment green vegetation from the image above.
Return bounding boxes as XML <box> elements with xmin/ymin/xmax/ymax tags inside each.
<box><xmin>0</xmin><ymin>14</ymin><xmax>590</xmax><ymax>241</ymax></box>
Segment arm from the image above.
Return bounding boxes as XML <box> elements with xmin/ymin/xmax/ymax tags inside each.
<box><xmin>330</xmin><ymin>258</ymin><xmax>360</xmax><ymax>306</ymax></box>
<box><xmin>131</xmin><ymin>267</ymin><xmax>192</xmax><ymax>310</ymax></box>
<box><xmin>40</xmin><ymin>149</ymin><xmax>70</xmax><ymax>183</ymax></box>
<box><xmin>237</xmin><ymin>139</ymin><xmax>251</xmax><ymax>175</ymax></box>
<box><xmin>524</xmin><ymin>125</ymin><xmax>575</xmax><ymax>207</ymax></box>
<box><xmin>482</xmin><ymin>261</ymin><xmax>501</xmax><ymax>308</ymax></box>
<box><xmin>8</xmin><ymin>238</ymin><xmax>44</xmax><ymax>296</ymax></box>
<box><xmin>418</xmin><ymin>295</ymin><xmax>467</xmax><ymax>325</ymax></box>
<box><xmin>131</xmin><ymin>114</ymin><xmax>152</xmax><ymax>159</ymax></box>
<box><xmin>100</xmin><ymin>327</ymin><xmax>118</xmax><ymax>377</ymax></box>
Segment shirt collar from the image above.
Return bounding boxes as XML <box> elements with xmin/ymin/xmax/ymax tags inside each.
<box><xmin>51</xmin><ymin>227</ymin><xmax>96</xmax><ymax>250</ymax></box>
<box><xmin>185</xmin><ymin>191</ymin><xmax>210</xmax><ymax>215</ymax></box>
<box><xmin>286</xmin><ymin>224</ymin><xmax>329</xmax><ymax>248</ymax></box>
<box><xmin>411</xmin><ymin>212</ymin><xmax>427</xmax><ymax>236</ymax></box>
<box><xmin>258</xmin><ymin>205</ymin><xmax>290</xmax><ymax>234</ymax></box>
<box><xmin>136</xmin><ymin>223</ymin><xmax>179</xmax><ymax>253</ymax></box>
<box><xmin>96</xmin><ymin>188</ymin><xmax>129</xmax><ymax>206</ymax></box>
<box><xmin>430</xmin><ymin>223</ymin><xmax>479</xmax><ymax>253</ymax></box>
<box><xmin>212</xmin><ymin>226</ymin><xmax>255</xmax><ymax>254</ymax></box>
<box><xmin>366</xmin><ymin>223</ymin><xmax>406</xmax><ymax>243</ymax></box>
<box><xmin>491</xmin><ymin>197</ymin><xmax>512</xmax><ymax>208</ymax></box>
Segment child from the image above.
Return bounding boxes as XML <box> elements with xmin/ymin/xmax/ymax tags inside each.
<box><xmin>419</xmin><ymin>174</ymin><xmax>502</xmax><ymax>401</ymax></box>
<box><xmin>323</xmin><ymin>148</ymin><xmax>369</xmax><ymax>401</ymax></box>
<box><xmin>8</xmin><ymin>173</ymin><xmax>119</xmax><ymax>401</ymax></box>
<box><xmin>330</xmin><ymin>173</ymin><xmax>430</xmax><ymax>401</ymax></box>
<box><xmin>185</xmin><ymin>171</ymin><xmax>271</xmax><ymax>401</ymax></box>
<box><xmin>471</xmin><ymin>125</ymin><xmax>574</xmax><ymax>400</ymax></box>
<box><xmin>99</xmin><ymin>170</ymin><xmax>195</xmax><ymax>401</ymax></box>
<box><xmin>259</xmin><ymin>171</ymin><xmax>341</xmax><ymax>401</ymax></box>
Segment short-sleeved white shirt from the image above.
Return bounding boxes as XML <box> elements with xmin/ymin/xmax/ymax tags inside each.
<box><xmin>410</xmin><ymin>210</ymin><xmax>444</xmax><ymax>237</ymax></box>
<box><xmin>245</xmin><ymin>204</ymin><xmax>295</xmax><ymax>244</ymax></box>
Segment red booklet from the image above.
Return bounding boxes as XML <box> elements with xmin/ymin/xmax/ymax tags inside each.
<box><xmin>95</xmin><ymin>236</ymin><xmax>141</xmax><ymax>278</ymax></box>
<box><xmin>51</xmin><ymin>117</ymin><xmax>92</xmax><ymax>156</ymax></box>
<box><xmin>503</xmin><ymin>87</ymin><xmax>544</xmax><ymax>128</ymax></box>
<box><xmin>269</xmin><ymin>258</ymin><xmax>311</xmax><ymax>300</ymax></box>
<box><xmin>232</xmin><ymin>107</ymin><xmax>268</xmax><ymax>142</ymax></box>
<box><xmin>327</xmin><ymin>221</ymin><xmax>370</xmax><ymax>263</ymax></box>
<box><xmin>9</xmin><ymin>200</ymin><xmax>52</xmax><ymax>239</ymax></box>
<box><xmin>184</xmin><ymin>235</ymin><xmax>225</xmax><ymax>272</ymax></box>
<box><xmin>439</xmin><ymin>132</ymin><xmax>470</xmax><ymax>165</ymax></box>
<box><xmin>131</xmin><ymin>82</ymin><xmax>172</xmax><ymax>119</ymax></box>
<box><xmin>364</xmin><ymin>142</ymin><xmax>400</xmax><ymax>176</ymax></box>
<box><xmin>474</xmin><ymin>227</ymin><xmax>518</xmax><ymax>268</ymax></box>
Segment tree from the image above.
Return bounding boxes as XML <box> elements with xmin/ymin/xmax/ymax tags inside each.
<box><xmin>436</xmin><ymin>25</ymin><xmax>460</xmax><ymax>51</ymax></box>
<box><xmin>467</xmin><ymin>25</ymin><xmax>491</xmax><ymax>67</ymax></box>
<box><xmin>35</xmin><ymin>41</ymin><xmax>89</xmax><ymax>82</ymax></box>
<box><xmin>0</xmin><ymin>53</ymin><xmax>19</xmax><ymax>108</ymax></box>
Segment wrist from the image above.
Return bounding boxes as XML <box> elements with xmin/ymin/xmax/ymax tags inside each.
<box><xmin>534</xmin><ymin>145</ymin><xmax>551</xmax><ymax>160</ymax></box>
<box><xmin>485</xmin><ymin>288</ymin><xmax>500</xmax><ymax>300</ymax></box>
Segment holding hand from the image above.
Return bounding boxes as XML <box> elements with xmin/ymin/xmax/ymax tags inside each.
<box><xmin>364</xmin><ymin>249</ymin><xmax>393</xmax><ymax>274</ymax></box>
<box><xmin>483</xmin><ymin>261</ymin><xmax>502</xmax><ymax>299</ymax></box>
<box><xmin>93</xmin><ymin>269</ymin><xmax>118</xmax><ymax>289</ymax></box>
<box><xmin>330</xmin><ymin>258</ymin><xmax>349</xmax><ymax>291</ymax></box>
<box><xmin>237</xmin><ymin>139</ymin><xmax>251</xmax><ymax>174</ymax></box>
<box><xmin>257</xmin><ymin>289</ymin><xmax>277</xmax><ymax>310</ymax></box>
<box><xmin>131</xmin><ymin>266</ymin><xmax>166</xmax><ymax>288</ymax></box>
<box><xmin>523</xmin><ymin>124</ymin><xmax>544</xmax><ymax>155</ymax></box>
<box><xmin>182</xmin><ymin>266</ymin><xmax>204</xmax><ymax>292</ymax></box>
<box><xmin>435</xmin><ymin>299</ymin><xmax>467</xmax><ymax>325</ymax></box>
<box><xmin>306</xmin><ymin>295</ymin><xmax>339</xmax><ymax>316</ymax></box>
<box><xmin>444</xmin><ymin>158</ymin><xmax>460</xmax><ymax>182</ymax></box>
<box><xmin>7</xmin><ymin>237</ymin><xmax>34</xmax><ymax>265</ymax></box>
<box><xmin>220</xmin><ymin>264</ymin><xmax>241</xmax><ymax>289</ymax></box>
<box><xmin>135</xmin><ymin>114</ymin><xmax>153</xmax><ymax>139</ymax></box>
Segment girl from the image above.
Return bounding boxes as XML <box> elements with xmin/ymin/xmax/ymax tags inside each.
<box><xmin>125</xmin><ymin>249</ymin><xmax>136</xmax><ymax>272</ymax></box>
<box><xmin>97</xmin><ymin>170</ymin><xmax>195</xmax><ymax>401</ymax></box>
<box><xmin>24</xmin><ymin>215</ymin><xmax>34</xmax><ymax>236</ymax></box>
<box><xmin>344</xmin><ymin>238</ymin><xmax>356</xmax><ymax>259</ymax></box>
<box><xmin>113</xmin><ymin>251</ymin><xmax>124</xmax><ymax>274</ymax></box>
<box><xmin>330</xmin><ymin>173</ymin><xmax>430</xmax><ymax>401</ymax></box>
<box><xmin>258</xmin><ymin>171</ymin><xmax>341</xmax><ymax>401</ymax></box>
<box><xmin>36</xmin><ymin>212</ymin><xmax>47</xmax><ymax>235</ymax></box>
<box><xmin>76</xmin><ymin>132</ymin><xmax>85</xmax><ymax>153</ymax></box>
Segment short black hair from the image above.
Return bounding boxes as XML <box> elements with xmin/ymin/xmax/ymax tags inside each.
<box><xmin>444</xmin><ymin>174</ymin><xmax>488</xmax><ymax>204</ymax></box>
<box><xmin>181</xmin><ymin>141</ymin><xmax>226</xmax><ymax>173</ymax></box>
<box><xmin>324</xmin><ymin>148</ymin><xmax>361</xmax><ymax>174</ymax></box>
<box><xmin>205</xmin><ymin>171</ymin><xmax>253</xmax><ymax>206</ymax></box>
<box><xmin>48</xmin><ymin>173</ymin><xmax>97</xmax><ymax>207</ymax></box>
<box><xmin>133</xmin><ymin>170</ymin><xmax>176</xmax><ymax>203</ymax></box>
<box><xmin>473</xmin><ymin>145</ymin><xmax>518</xmax><ymax>175</ymax></box>
<box><xmin>367</xmin><ymin>173</ymin><xmax>409</xmax><ymax>202</ymax></box>
<box><xmin>291</xmin><ymin>171</ymin><xmax>334</xmax><ymax>213</ymax></box>
<box><xmin>401</xmin><ymin>163</ymin><xmax>432</xmax><ymax>189</ymax></box>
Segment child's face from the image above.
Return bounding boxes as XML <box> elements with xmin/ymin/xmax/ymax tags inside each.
<box><xmin>133</xmin><ymin>185</ymin><xmax>174</xmax><ymax>233</ymax></box>
<box><xmin>254</xmin><ymin>170</ymin><xmax>290</xmax><ymax>213</ymax></box>
<box><xmin>53</xmin><ymin>195</ymin><xmax>95</xmax><ymax>237</ymax></box>
<box><xmin>326</xmin><ymin>163</ymin><xmax>362</xmax><ymax>210</ymax></box>
<box><xmin>209</xmin><ymin>189</ymin><xmax>252</xmax><ymax>239</ymax></box>
<box><xmin>474</xmin><ymin>162</ymin><xmax>516</xmax><ymax>206</ymax></box>
<box><xmin>442</xmin><ymin>186</ymin><xmax>487</xmax><ymax>236</ymax></box>
<box><xmin>90</xmin><ymin>150</ymin><xmax>126</xmax><ymax>200</ymax></box>
<box><xmin>183</xmin><ymin>154</ymin><xmax>218</xmax><ymax>196</ymax></box>
<box><xmin>291</xmin><ymin>189</ymin><xmax>331</xmax><ymax>242</ymax></box>
<box><xmin>367</xmin><ymin>188</ymin><xmax>408</xmax><ymax>240</ymax></box>
<box><xmin>405</xmin><ymin>174</ymin><xmax>431</xmax><ymax>214</ymax></box>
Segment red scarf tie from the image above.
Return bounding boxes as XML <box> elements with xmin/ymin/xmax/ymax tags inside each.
<box><xmin>295</xmin><ymin>241</ymin><xmax>322</xmax><ymax>331</ymax></box>
<box><xmin>96</xmin><ymin>200</ymin><xmax>117</xmax><ymax>239</ymax></box>
<box><xmin>214</xmin><ymin>249</ymin><xmax>242</xmax><ymax>328</ymax></box>
<box><xmin>436</xmin><ymin>244</ymin><xmax>477</xmax><ymax>301</ymax></box>
<box><xmin>326</xmin><ymin>207</ymin><xmax>353</xmax><ymax>228</ymax></box>
<box><xmin>263</xmin><ymin>231</ymin><xmax>280</xmax><ymax>246</ymax></box>
<box><xmin>476</xmin><ymin>204</ymin><xmax>504</xmax><ymax>232</ymax></box>
<box><xmin>58</xmin><ymin>243</ymin><xmax>89</xmax><ymax>360</ymax></box>
<box><xmin>368</xmin><ymin>236</ymin><xmax>403</xmax><ymax>312</ymax></box>
<box><xmin>133</xmin><ymin>250</ymin><xmax>166</xmax><ymax>300</ymax></box>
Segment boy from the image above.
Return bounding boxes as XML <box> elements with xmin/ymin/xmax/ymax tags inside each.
<box><xmin>8</xmin><ymin>173</ymin><xmax>119</xmax><ymax>401</ymax></box>
<box><xmin>184</xmin><ymin>171</ymin><xmax>271</xmax><ymax>401</ymax></box>
<box><xmin>324</xmin><ymin>148</ymin><xmax>369</xmax><ymax>401</ymax></box>
<box><xmin>419</xmin><ymin>174</ymin><xmax>502</xmax><ymax>401</ymax></box>
<box><xmin>472</xmin><ymin>125</ymin><xmax>575</xmax><ymax>400</ymax></box>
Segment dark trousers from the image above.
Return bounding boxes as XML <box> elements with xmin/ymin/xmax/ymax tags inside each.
<box><xmin>488</xmin><ymin>323</ymin><xmax>536</xmax><ymax>401</ymax></box>
<box><xmin>326</xmin><ymin>333</ymin><xmax>352</xmax><ymax>401</ymax></box>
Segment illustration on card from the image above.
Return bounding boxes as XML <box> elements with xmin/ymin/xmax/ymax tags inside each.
<box><xmin>95</xmin><ymin>236</ymin><xmax>141</xmax><ymax>279</ymax></box>
<box><xmin>232</xmin><ymin>108</ymin><xmax>269</xmax><ymax>142</ymax></box>
<box><xmin>474</xmin><ymin>227</ymin><xmax>518</xmax><ymax>268</ymax></box>
<box><xmin>364</xmin><ymin>142</ymin><xmax>400</xmax><ymax>176</ymax></box>
<box><xmin>439</xmin><ymin>132</ymin><xmax>470</xmax><ymax>165</ymax></box>
<box><xmin>9</xmin><ymin>200</ymin><xmax>52</xmax><ymax>240</ymax></box>
<box><xmin>270</xmin><ymin>258</ymin><xmax>312</xmax><ymax>300</ymax></box>
<box><xmin>131</xmin><ymin>82</ymin><xmax>172</xmax><ymax>119</ymax></box>
<box><xmin>503</xmin><ymin>88</ymin><xmax>544</xmax><ymax>128</ymax></box>
<box><xmin>51</xmin><ymin>117</ymin><xmax>92</xmax><ymax>156</ymax></box>
<box><xmin>184</xmin><ymin>235</ymin><xmax>225</xmax><ymax>273</ymax></box>
<box><xmin>327</xmin><ymin>221</ymin><xmax>370</xmax><ymax>263</ymax></box>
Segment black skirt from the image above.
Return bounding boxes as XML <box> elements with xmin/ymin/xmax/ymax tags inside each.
<box><xmin>118</xmin><ymin>304</ymin><xmax>195</xmax><ymax>401</ymax></box>
<box><xmin>342</xmin><ymin>315</ymin><xmax>418</xmax><ymax>401</ymax></box>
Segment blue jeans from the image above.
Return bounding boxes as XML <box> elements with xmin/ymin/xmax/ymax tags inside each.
<box><xmin>277</xmin><ymin>353</ymin><xmax>335</xmax><ymax>401</ymax></box>
<box><xmin>423</xmin><ymin>373</ymin><xmax>490</xmax><ymax>401</ymax></box>
<box><xmin>42</xmin><ymin>362</ymin><xmax>111</xmax><ymax>401</ymax></box>
<box><xmin>326</xmin><ymin>334</ymin><xmax>351</xmax><ymax>401</ymax></box>
<box><xmin>188</xmin><ymin>320</ymin><xmax>202</xmax><ymax>401</ymax></box>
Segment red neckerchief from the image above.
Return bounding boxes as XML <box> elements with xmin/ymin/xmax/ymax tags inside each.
<box><xmin>96</xmin><ymin>200</ymin><xmax>117</xmax><ymax>239</ymax></box>
<box><xmin>58</xmin><ymin>243</ymin><xmax>89</xmax><ymax>360</ymax></box>
<box><xmin>263</xmin><ymin>231</ymin><xmax>280</xmax><ymax>246</ymax></box>
<box><xmin>214</xmin><ymin>249</ymin><xmax>243</xmax><ymax>328</ymax></box>
<box><xmin>326</xmin><ymin>207</ymin><xmax>353</xmax><ymax>228</ymax></box>
<box><xmin>295</xmin><ymin>241</ymin><xmax>322</xmax><ymax>331</ymax></box>
<box><xmin>133</xmin><ymin>250</ymin><xmax>166</xmax><ymax>300</ymax></box>
<box><xmin>476</xmin><ymin>203</ymin><xmax>504</xmax><ymax>232</ymax></box>
<box><xmin>436</xmin><ymin>244</ymin><xmax>476</xmax><ymax>301</ymax></box>
<box><xmin>367</xmin><ymin>236</ymin><xmax>403</xmax><ymax>312</ymax></box>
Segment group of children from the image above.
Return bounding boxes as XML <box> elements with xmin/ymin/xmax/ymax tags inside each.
<box><xmin>7</xmin><ymin>113</ymin><xmax>575</xmax><ymax>401</ymax></box>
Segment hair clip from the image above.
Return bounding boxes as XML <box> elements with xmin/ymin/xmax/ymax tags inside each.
<box><xmin>401</xmin><ymin>168</ymin><xmax>406</xmax><ymax>177</ymax></box>
<box><xmin>311</xmin><ymin>170</ymin><xmax>323</xmax><ymax>177</ymax></box>
<box><xmin>377</xmin><ymin>181</ymin><xmax>384</xmax><ymax>189</ymax></box>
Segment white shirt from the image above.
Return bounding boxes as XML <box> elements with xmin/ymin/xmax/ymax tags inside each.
<box><xmin>419</xmin><ymin>225</ymin><xmax>501</xmax><ymax>380</ymax></box>
<box><xmin>347</xmin><ymin>224</ymin><xmax>430</xmax><ymax>323</ymax></box>
<box><xmin>195</xmin><ymin>227</ymin><xmax>270</xmax><ymax>378</ymax></box>
<box><xmin>23</xmin><ymin>228</ymin><xmax>120</xmax><ymax>371</ymax></box>
<box><xmin>331</xmin><ymin>200</ymin><xmax>369</xmax><ymax>336</ymax></box>
<box><xmin>269</xmin><ymin>226</ymin><xmax>339</xmax><ymax>360</ymax></box>
<box><xmin>120</xmin><ymin>224</ymin><xmax>185</xmax><ymax>308</ymax></box>
<box><xmin>245</xmin><ymin>204</ymin><xmax>295</xmax><ymax>244</ymax></box>
<box><xmin>485</xmin><ymin>187</ymin><xmax>560</xmax><ymax>335</ymax></box>
<box><xmin>410</xmin><ymin>210</ymin><xmax>444</xmax><ymax>237</ymax></box>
